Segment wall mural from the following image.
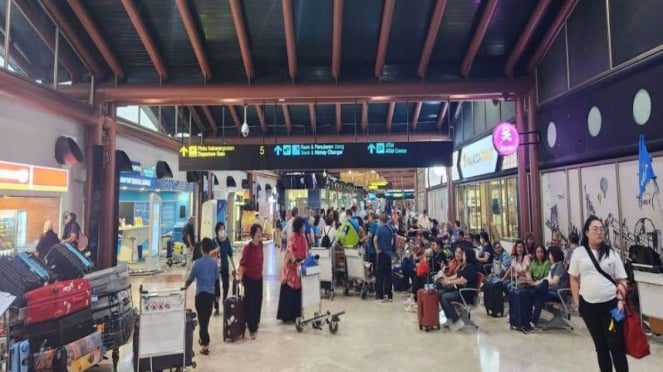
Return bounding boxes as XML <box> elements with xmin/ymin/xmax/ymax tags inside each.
<box><xmin>541</xmin><ymin>171</ymin><xmax>571</xmax><ymax>246</ymax></box>
<box><xmin>541</xmin><ymin>156</ymin><xmax>663</xmax><ymax>257</ymax></box>
<box><xmin>618</xmin><ymin>158</ymin><xmax>663</xmax><ymax>254</ymax></box>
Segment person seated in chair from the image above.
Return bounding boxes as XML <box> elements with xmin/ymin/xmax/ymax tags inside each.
<box><xmin>500</xmin><ymin>240</ymin><xmax>530</xmax><ymax>293</ymax></box>
<box><xmin>528</xmin><ymin>246</ymin><xmax>568</xmax><ymax>329</ymax></box>
<box><xmin>476</xmin><ymin>232</ymin><xmax>494</xmax><ymax>274</ymax></box>
<box><xmin>438</xmin><ymin>248</ymin><xmax>478</xmax><ymax>331</ymax></box>
<box><xmin>486</xmin><ymin>241</ymin><xmax>510</xmax><ymax>284</ymax></box>
<box><xmin>525</xmin><ymin>244</ymin><xmax>551</xmax><ymax>285</ymax></box>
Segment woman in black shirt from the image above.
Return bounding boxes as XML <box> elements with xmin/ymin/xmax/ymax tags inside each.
<box><xmin>438</xmin><ymin>248</ymin><xmax>478</xmax><ymax>331</ymax></box>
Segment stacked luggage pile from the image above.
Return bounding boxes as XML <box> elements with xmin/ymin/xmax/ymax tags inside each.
<box><xmin>0</xmin><ymin>243</ymin><xmax>135</xmax><ymax>371</ymax></box>
<box><xmin>84</xmin><ymin>264</ymin><xmax>137</xmax><ymax>370</ymax></box>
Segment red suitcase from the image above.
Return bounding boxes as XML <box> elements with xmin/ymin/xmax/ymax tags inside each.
<box><xmin>417</xmin><ymin>288</ymin><xmax>440</xmax><ymax>331</ymax></box>
<box><xmin>25</xmin><ymin>279</ymin><xmax>91</xmax><ymax>324</ymax></box>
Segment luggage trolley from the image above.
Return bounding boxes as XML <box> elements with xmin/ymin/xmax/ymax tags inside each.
<box><xmin>343</xmin><ymin>248</ymin><xmax>374</xmax><ymax>299</ymax></box>
<box><xmin>135</xmin><ymin>286</ymin><xmax>195</xmax><ymax>371</ymax></box>
<box><xmin>295</xmin><ymin>262</ymin><xmax>344</xmax><ymax>334</ymax></box>
<box><xmin>310</xmin><ymin>248</ymin><xmax>334</xmax><ymax>300</ymax></box>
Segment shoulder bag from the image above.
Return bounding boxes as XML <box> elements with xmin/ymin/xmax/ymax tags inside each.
<box><xmin>584</xmin><ymin>246</ymin><xmax>650</xmax><ymax>359</ymax></box>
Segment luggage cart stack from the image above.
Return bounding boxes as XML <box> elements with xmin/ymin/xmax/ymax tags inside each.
<box><xmin>295</xmin><ymin>262</ymin><xmax>344</xmax><ymax>334</ymax></box>
<box><xmin>310</xmin><ymin>248</ymin><xmax>334</xmax><ymax>300</ymax></box>
<box><xmin>134</xmin><ymin>286</ymin><xmax>196</xmax><ymax>372</ymax></box>
<box><xmin>343</xmin><ymin>248</ymin><xmax>373</xmax><ymax>298</ymax></box>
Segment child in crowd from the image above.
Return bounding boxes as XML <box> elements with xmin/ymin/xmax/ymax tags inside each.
<box><xmin>185</xmin><ymin>238</ymin><xmax>220</xmax><ymax>355</ymax></box>
<box><xmin>404</xmin><ymin>250</ymin><xmax>432</xmax><ymax>312</ymax></box>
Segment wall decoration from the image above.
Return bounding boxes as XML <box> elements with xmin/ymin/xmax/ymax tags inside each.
<box><xmin>541</xmin><ymin>171</ymin><xmax>570</xmax><ymax>246</ymax></box>
<box><xmin>580</xmin><ymin>164</ymin><xmax>620</xmax><ymax>250</ymax></box>
<box><xmin>618</xmin><ymin>158</ymin><xmax>663</xmax><ymax>254</ymax></box>
<box><xmin>568</xmin><ymin>168</ymin><xmax>583</xmax><ymax>236</ymax></box>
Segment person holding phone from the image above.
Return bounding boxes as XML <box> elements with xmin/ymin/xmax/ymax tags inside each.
<box><xmin>569</xmin><ymin>216</ymin><xmax>628</xmax><ymax>372</ymax></box>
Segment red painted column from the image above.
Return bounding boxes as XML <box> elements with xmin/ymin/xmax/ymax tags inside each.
<box><xmin>99</xmin><ymin>105</ymin><xmax>117</xmax><ymax>270</ymax></box>
<box><xmin>516</xmin><ymin>96</ymin><xmax>531</xmax><ymax>238</ymax></box>
<box><xmin>528</xmin><ymin>91</ymin><xmax>543</xmax><ymax>242</ymax></box>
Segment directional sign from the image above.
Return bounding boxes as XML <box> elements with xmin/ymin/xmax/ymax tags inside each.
<box><xmin>179</xmin><ymin>141</ymin><xmax>453</xmax><ymax>171</ymax></box>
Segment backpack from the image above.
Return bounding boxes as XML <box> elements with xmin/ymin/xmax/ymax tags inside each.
<box><xmin>320</xmin><ymin>227</ymin><xmax>332</xmax><ymax>248</ymax></box>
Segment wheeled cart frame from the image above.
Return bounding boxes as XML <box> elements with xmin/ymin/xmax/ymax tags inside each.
<box><xmin>295</xmin><ymin>264</ymin><xmax>344</xmax><ymax>334</ymax></box>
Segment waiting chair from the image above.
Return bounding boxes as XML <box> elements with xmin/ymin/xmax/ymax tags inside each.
<box><xmin>451</xmin><ymin>272</ymin><xmax>485</xmax><ymax>329</ymax></box>
<box><xmin>541</xmin><ymin>288</ymin><xmax>574</xmax><ymax>331</ymax></box>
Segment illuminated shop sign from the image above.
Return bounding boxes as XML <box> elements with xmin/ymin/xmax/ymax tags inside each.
<box><xmin>492</xmin><ymin>122</ymin><xmax>520</xmax><ymax>156</ymax></box>
<box><xmin>459</xmin><ymin>136</ymin><xmax>499</xmax><ymax>179</ymax></box>
<box><xmin>0</xmin><ymin>161</ymin><xmax>68</xmax><ymax>192</ymax></box>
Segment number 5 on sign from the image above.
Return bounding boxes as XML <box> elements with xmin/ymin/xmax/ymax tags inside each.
<box><xmin>260</xmin><ymin>146</ymin><xmax>265</xmax><ymax>156</ymax></box>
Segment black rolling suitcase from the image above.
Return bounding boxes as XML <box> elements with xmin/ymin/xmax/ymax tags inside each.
<box><xmin>99</xmin><ymin>307</ymin><xmax>137</xmax><ymax>351</ymax></box>
<box><xmin>0</xmin><ymin>256</ymin><xmax>42</xmax><ymax>307</ymax></box>
<box><xmin>45</xmin><ymin>243</ymin><xmax>94</xmax><ymax>279</ymax></box>
<box><xmin>483</xmin><ymin>280</ymin><xmax>505</xmax><ymax>317</ymax></box>
<box><xmin>223</xmin><ymin>278</ymin><xmax>246</xmax><ymax>342</ymax></box>
<box><xmin>133</xmin><ymin>310</ymin><xmax>197</xmax><ymax>371</ymax></box>
<box><xmin>25</xmin><ymin>308</ymin><xmax>95</xmax><ymax>353</ymax></box>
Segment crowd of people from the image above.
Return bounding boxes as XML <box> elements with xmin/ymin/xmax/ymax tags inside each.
<box><xmin>184</xmin><ymin>204</ymin><xmax>630</xmax><ymax>372</ymax></box>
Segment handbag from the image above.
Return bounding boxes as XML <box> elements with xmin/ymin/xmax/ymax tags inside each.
<box><xmin>584</xmin><ymin>246</ymin><xmax>650</xmax><ymax>359</ymax></box>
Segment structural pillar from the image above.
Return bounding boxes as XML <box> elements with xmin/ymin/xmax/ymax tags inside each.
<box><xmin>516</xmin><ymin>96</ymin><xmax>531</xmax><ymax>238</ymax></box>
<box><xmin>99</xmin><ymin>104</ymin><xmax>117</xmax><ymax>270</ymax></box>
<box><xmin>446</xmin><ymin>166</ymin><xmax>455</xmax><ymax>225</ymax></box>
<box><xmin>84</xmin><ymin>123</ymin><xmax>102</xmax><ymax>233</ymax></box>
<box><xmin>527</xmin><ymin>91</ymin><xmax>543</xmax><ymax>242</ymax></box>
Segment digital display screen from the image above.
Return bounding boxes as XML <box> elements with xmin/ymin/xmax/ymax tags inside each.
<box><xmin>179</xmin><ymin>141</ymin><xmax>453</xmax><ymax>171</ymax></box>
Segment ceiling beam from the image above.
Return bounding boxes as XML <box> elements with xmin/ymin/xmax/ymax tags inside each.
<box><xmin>331</xmin><ymin>0</ymin><xmax>343</xmax><ymax>81</ymax></box>
<box><xmin>308</xmin><ymin>103</ymin><xmax>317</xmax><ymax>134</ymax></box>
<box><xmin>226</xmin><ymin>105</ymin><xmax>241</xmax><ymax>133</ymax></box>
<box><xmin>417</xmin><ymin>0</ymin><xmax>447</xmax><ymax>79</ymax></box>
<box><xmin>282</xmin><ymin>104</ymin><xmax>292</xmax><ymax>135</ymax></box>
<box><xmin>201</xmin><ymin>106</ymin><xmax>217</xmax><ymax>136</ymax></box>
<box><xmin>254</xmin><ymin>105</ymin><xmax>266</xmax><ymax>133</ymax></box>
<box><xmin>14</xmin><ymin>0</ymin><xmax>81</xmax><ymax>81</ymax></box>
<box><xmin>361</xmin><ymin>102</ymin><xmax>368</xmax><ymax>131</ymax></box>
<box><xmin>374</xmin><ymin>0</ymin><xmax>396</xmax><ymax>79</ymax></box>
<box><xmin>411</xmin><ymin>101</ymin><xmax>422</xmax><ymax>130</ymax></box>
<box><xmin>460</xmin><ymin>0</ymin><xmax>499</xmax><ymax>79</ymax></box>
<box><xmin>121</xmin><ymin>0</ymin><xmax>167</xmax><ymax>80</ymax></box>
<box><xmin>189</xmin><ymin>106</ymin><xmax>206</xmax><ymax>133</ymax></box>
<box><xmin>386</xmin><ymin>101</ymin><xmax>395</xmax><ymax>133</ymax></box>
<box><xmin>0</xmin><ymin>32</ymin><xmax>38</xmax><ymax>79</ymax></box>
<box><xmin>335</xmin><ymin>103</ymin><xmax>342</xmax><ymax>134</ymax></box>
<box><xmin>505</xmin><ymin>0</ymin><xmax>551</xmax><ymax>78</ymax></box>
<box><xmin>116</xmin><ymin>122</ymin><xmax>181</xmax><ymax>152</ymax></box>
<box><xmin>175</xmin><ymin>0</ymin><xmax>211</xmax><ymax>80</ymax></box>
<box><xmin>228</xmin><ymin>0</ymin><xmax>254</xmax><ymax>81</ymax></box>
<box><xmin>39</xmin><ymin>0</ymin><xmax>105</xmax><ymax>78</ymax></box>
<box><xmin>436</xmin><ymin>101</ymin><xmax>449</xmax><ymax>130</ymax></box>
<box><xmin>66</xmin><ymin>0</ymin><xmax>124</xmax><ymax>79</ymax></box>
<box><xmin>204</xmin><ymin>133</ymin><xmax>450</xmax><ymax>145</ymax></box>
<box><xmin>527</xmin><ymin>0</ymin><xmax>579</xmax><ymax>73</ymax></box>
<box><xmin>83</xmin><ymin>78</ymin><xmax>531</xmax><ymax>105</ymax></box>
<box><xmin>281</xmin><ymin>0</ymin><xmax>297</xmax><ymax>81</ymax></box>
<box><xmin>0</xmin><ymin>69</ymin><xmax>97</xmax><ymax>125</ymax></box>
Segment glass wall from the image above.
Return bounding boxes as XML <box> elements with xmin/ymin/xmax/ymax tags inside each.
<box><xmin>456</xmin><ymin>176</ymin><xmax>519</xmax><ymax>240</ymax></box>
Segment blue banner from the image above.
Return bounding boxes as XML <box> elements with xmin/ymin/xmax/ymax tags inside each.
<box><xmin>638</xmin><ymin>134</ymin><xmax>657</xmax><ymax>204</ymax></box>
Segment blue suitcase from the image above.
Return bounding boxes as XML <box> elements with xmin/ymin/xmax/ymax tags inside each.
<box><xmin>10</xmin><ymin>340</ymin><xmax>29</xmax><ymax>372</ymax></box>
<box><xmin>15</xmin><ymin>253</ymin><xmax>57</xmax><ymax>283</ymax></box>
<box><xmin>508</xmin><ymin>288</ymin><xmax>532</xmax><ymax>329</ymax></box>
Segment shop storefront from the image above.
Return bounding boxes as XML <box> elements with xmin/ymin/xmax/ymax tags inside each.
<box><xmin>117</xmin><ymin>170</ymin><xmax>196</xmax><ymax>267</ymax></box>
<box><xmin>0</xmin><ymin>161</ymin><xmax>69</xmax><ymax>256</ymax></box>
<box><xmin>455</xmin><ymin>135</ymin><xmax>519</xmax><ymax>241</ymax></box>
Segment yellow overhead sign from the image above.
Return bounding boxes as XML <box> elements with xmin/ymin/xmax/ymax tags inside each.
<box><xmin>179</xmin><ymin>145</ymin><xmax>237</xmax><ymax>158</ymax></box>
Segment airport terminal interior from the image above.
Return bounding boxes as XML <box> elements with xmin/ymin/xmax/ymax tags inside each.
<box><xmin>1</xmin><ymin>0</ymin><xmax>663</xmax><ymax>371</ymax></box>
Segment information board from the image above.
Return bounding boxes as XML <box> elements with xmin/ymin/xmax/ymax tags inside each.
<box><xmin>178</xmin><ymin>141</ymin><xmax>453</xmax><ymax>171</ymax></box>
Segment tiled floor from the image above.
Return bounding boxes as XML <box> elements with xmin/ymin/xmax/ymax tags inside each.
<box><xmin>99</xmin><ymin>243</ymin><xmax>663</xmax><ymax>372</ymax></box>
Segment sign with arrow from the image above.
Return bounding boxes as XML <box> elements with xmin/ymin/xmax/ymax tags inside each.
<box><xmin>179</xmin><ymin>141</ymin><xmax>453</xmax><ymax>171</ymax></box>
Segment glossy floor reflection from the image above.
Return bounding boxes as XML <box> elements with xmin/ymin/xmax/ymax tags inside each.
<box><xmin>99</xmin><ymin>243</ymin><xmax>663</xmax><ymax>372</ymax></box>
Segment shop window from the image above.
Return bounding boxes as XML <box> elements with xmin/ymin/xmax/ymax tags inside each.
<box><xmin>455</xmin><ymin>177</ymin><xmax>519</xmax><ymax>240</ymax></box>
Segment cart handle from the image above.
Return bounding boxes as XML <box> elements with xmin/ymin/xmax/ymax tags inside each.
<box><xmin>139</xmin><ymin>287</ymin><xmax>187</xmax><ymax>295</ymax></box>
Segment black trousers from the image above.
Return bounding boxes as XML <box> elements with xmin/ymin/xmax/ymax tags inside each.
<box><xmin>579</xmin><ymin>296</ymin><xmax>629</xmax><ymax>372</ymax></box>
<box><xmin>214</xmin><ymin>270</ymin><xmax>230</xmax><ymax>310</ymax></box>
<box><xmin>375</xmin><ymin>252</ymin><xmax>393</xmax><ymax>300</ymax></box>
<box><xmin>195</xmin><ymin>292</ymin><xmax>215</xmax><ymax>346</ymax></box>
<box><xmin>243</xmin><ymin>276</ymin><xmax>263</xmax><ymax>333</ymax></box>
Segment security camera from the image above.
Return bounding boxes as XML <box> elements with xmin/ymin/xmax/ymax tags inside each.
<box><xmin>241</xmin><ymin>122</ymin><xmax>250</xmax><ymax>137</ymax></box>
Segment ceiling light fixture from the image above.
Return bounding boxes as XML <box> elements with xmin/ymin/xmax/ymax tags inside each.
<box><xmin>241</xmin><ymin>104</ymin><xmax>250</xmax><ymax>137</ymax></box>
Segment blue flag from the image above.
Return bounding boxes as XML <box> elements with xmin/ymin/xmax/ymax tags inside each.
<box><xmin>638</xmin><ymin>134</ymin><xmax>657</xmax><ymax>203</ymax></box>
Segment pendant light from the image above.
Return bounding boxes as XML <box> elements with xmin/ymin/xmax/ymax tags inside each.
<box><xmin>241</xmin><ymin>104</ymin><xmax>250</xmax><ymax>137</ymax></box>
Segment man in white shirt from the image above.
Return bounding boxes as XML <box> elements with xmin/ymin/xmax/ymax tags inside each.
<box><xmin>418</xmin><ymin>210</ymin><xmax>432</xmax><ymax>231</ymax></box>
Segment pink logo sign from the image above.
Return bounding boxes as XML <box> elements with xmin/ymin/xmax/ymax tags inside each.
<box><xmin>492</xmin><ymin>122</ymin><xmax>519</xmax><ymax>156</ymax></box>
